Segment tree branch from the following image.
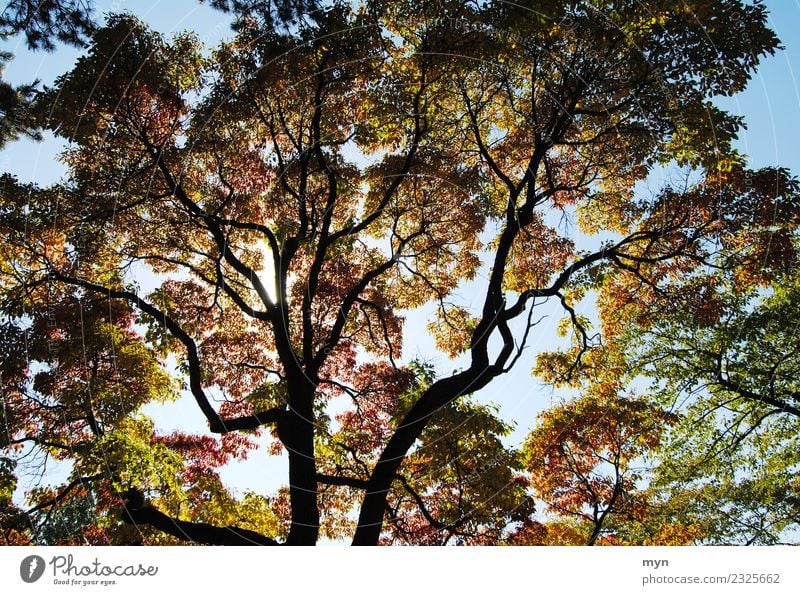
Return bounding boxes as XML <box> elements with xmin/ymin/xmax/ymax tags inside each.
<box><xmin>121</xmin><ymin>491</ymin><xmax>278</xmax><ymax>546</ymax></box>
<box><xmin>27</xmin><ymin>473</ymin><xmax>104</xmax><ymax>515</ymax></box>
<box><xmin>47</xmin><ymin>271</ymin><xmax>278</xmax><ymax>434</ymax></box>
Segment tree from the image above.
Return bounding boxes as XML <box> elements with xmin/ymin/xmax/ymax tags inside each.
<box><xmin>614</xmin><ymin>259</ymin><xmax>800</xmax><ymax>544</ymax></box>
<box><xmin>520</xmin><ymin>392</ymin><xmax>676</xmax><ymax>545</ymax></box>
<box><xmin>0</xmin><ymin>52</ymin><xmax>40</xmax><ymax>149</ymax></box>
<box><xmin>0</xmin><ymin>0</ymin><xmax>315</xmax><ymax>149</ymax></box>
<box><xmin>533</xmin><ymin>161</ymin><xmax>800</xmax><ymax>543</ymax></box>
<box><xmin>0</xmin><ymin>0</ymin><xmax>97</xmax><ymax>150</ymax></box>
<box><xmin>1</xmin><ymin>0</ymin><xmax>796</xmax><ymax>546</ymax></box>
<box><xmin>0</xmin><ymin>0</ymin><xmax>95</xmax><ymax>50</ymax></box>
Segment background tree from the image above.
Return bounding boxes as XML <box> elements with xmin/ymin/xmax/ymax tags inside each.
<box><xmin>0</xmin><ymin>0</ymin><xmax>97</xmax><ymax>150</ymax></box>
<box><xmin>1</xmin><ymin>0</ymin><xmax>797</xmax><ymax>546</ymax></box>
<box><xmin>520</xmin><ymin>392</ymin><xmax>676</xmax><ymax>545</ymax></box>
<box><xmin>537</xmin><ymin>166</ymin><xmax>800</xmax><ymax>544</ymax></box>
<box><xmin>616</xmin><ymin>256</ymin><xmax>800</xmax><ymax>544</ymax></box>
<box><xmin>0</xmin><ymin>0</ymin><xmax>318</xmax><ymax>149</ymax></box>
<box><xmin>0</xmin><ymin>0</ymin><xmax>95</xmax><ymax>50</ymax></box>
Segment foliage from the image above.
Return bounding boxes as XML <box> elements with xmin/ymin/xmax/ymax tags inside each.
<box><xmin>0</xmin><ymin>0</ymin><xmax>797</xmax><ymax>546</ymax></box>
<box><xmin>0</xmin><ymin>53</ymin><xmax>40</xmax><ymax>148</ymax></box>
<box><xmin>521</xmin><ymin>393</ymin><xmax>676</xmax><ymax>545</ymax></box>
<box><xmin>0</xmin><ymin>0</ymin><xmax>95</xmax><ymax>50</ymax></box>
<box><xmin>622</xmin><ymin>272</ymin><xmax>800</xmax><ymax>544</ymax></box>
<box><xmin>0</xmin><ymin>0</ymin><xmax>98</xmax><ymax>149</ymax></box>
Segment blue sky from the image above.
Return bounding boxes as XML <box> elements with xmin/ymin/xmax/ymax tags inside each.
<box><xmin>3</xmin><ymin>0</ymin><xmax>799</xmax><ymax>505</ymax></box>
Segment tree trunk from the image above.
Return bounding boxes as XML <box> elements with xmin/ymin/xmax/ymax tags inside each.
<box><xmin>282</xmin><ymin>382</ymin><xmax>320</xmax><ymax>545</ymax></box>
<box><xmin>352</xmin><ymin>368</ymin><xmax>492</xmax><ymax>545</ymax></box>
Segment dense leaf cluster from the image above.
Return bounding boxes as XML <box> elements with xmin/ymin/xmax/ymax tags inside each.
<box><xmin>1</xmin><ymin>0</ymin><xmax>798</xmax><ymax>546</ymax></box>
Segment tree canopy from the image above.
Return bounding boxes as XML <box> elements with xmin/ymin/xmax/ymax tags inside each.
<box><xmin>1</xmin><ymin>0</ymin><xmax>799</xmax><ymax>546</ymax></box>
